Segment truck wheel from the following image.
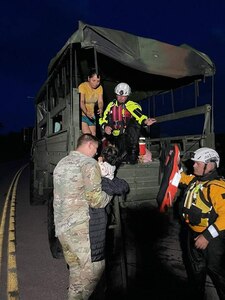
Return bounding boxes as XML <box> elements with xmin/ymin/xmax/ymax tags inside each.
<box><xmin>47</xmin><ymin>195</ymin><xmax>64</xmax><ymax>259</ymax></box>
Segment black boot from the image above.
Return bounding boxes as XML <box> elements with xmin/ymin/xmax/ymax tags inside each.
<box><xmin>127</xmin><ymin>148</ymin><xmax>138</xmax><ymax>164</ymax></box>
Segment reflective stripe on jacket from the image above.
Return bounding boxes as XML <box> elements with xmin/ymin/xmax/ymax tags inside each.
<box><xmin>99</xmin><ymin>100</ymin><xmax>148</xmax><ymax>133</ymax></box>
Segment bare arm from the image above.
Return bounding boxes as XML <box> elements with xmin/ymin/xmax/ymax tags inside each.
<box><xmin>80</xmin><ymin>93</ymin><xmax>94</xmax><ymax>118</ymax></box>
<box><xmin>97</xmin><ymin>94</ymin><xmax>104</xmax><ymax>116</ymax></box>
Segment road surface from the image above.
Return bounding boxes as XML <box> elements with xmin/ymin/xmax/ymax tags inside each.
<box><xmin>0</xmin><ymin>160</ymin><xmax>68</xmax><ymax>300</ymax></box>
<box><xmin>0</xmin><ymin>159</ymin><xmax>219</xmax><ymax>299</ymax></box>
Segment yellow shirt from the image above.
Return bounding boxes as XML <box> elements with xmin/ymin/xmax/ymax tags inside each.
<box><xmin>78</xmin><ymin>82</ymin><xmax>103</xmax><ymax>115</ymax></box>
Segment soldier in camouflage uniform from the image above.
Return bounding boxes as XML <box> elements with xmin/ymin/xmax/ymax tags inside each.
<box><xmin>53</xmin><ymin>134</ymin><xmax>112</xmax><ymax>300</ymax></box>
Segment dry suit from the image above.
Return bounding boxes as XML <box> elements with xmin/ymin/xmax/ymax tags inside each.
<box><xmin>99</xmin><ymin>99</ymin><xmax>148</xmax><ymax>163</ymax></box>
<box><xmin>179</xmin><ymin>169</ymin><xmax>225</xmax><ymax>299</ymax></box>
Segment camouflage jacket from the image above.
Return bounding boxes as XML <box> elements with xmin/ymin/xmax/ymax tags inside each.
<box><xmin>53</xmin><ymin>151</ymin><xmax>112</xmax><ymax>236</ymax></box>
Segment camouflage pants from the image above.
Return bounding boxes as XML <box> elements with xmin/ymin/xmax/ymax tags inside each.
<box><xmin>58</xmin><ymin>223</ymin><xmax>105</xmax><ymax>300</ymax></box>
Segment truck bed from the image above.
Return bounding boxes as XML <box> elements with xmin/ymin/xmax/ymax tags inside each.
<box><xmin>116</xmin><ymin>159</ymin><xmax>161</xmax><ymax>204</ymax></box>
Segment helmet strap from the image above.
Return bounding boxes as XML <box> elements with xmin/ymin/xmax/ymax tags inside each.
<box><xmin>202</xmin><ymin>163</ymin><xmax>207</xmax><ymax>176</ymax></box>
<box><xmin>196</xmin><ymin>169</ymin><xmax>218</xmax><ymax>181</ymax></box>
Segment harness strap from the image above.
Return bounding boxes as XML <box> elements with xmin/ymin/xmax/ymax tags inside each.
<box><xmin>183</xmin><ymin>207</ymin><xmax>210</xmax><ymax>218</ymax></box>
<box><xmin>183</xmin><ymin>178</ymin><xmax>222</xmax><ymax>225</ymax></box>
<box><xmin>111</xmin><ymin>104</ymin><xmax>131</xmax><ymax>130</ymax></box>
<box><xmin>198</xmin><ymin>188</ymin><xmax>211</xmax><ymax>208</ymax></box>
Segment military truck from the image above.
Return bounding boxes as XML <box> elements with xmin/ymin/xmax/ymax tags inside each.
<box><xmin>30</xmin><ymin>22</ymin><xmax>216</xmax><ymax>277</ymax></box>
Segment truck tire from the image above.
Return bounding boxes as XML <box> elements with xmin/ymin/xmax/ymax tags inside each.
<box><xmin>47</xmin><ymin>195</ymin><xmax>64</xmax><ymax>259</ymax></box>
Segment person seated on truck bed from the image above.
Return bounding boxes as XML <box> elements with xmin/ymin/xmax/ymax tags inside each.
<box><xmin>99</xmin><ymin>82</ymin><xmax>156</xmax><ymax>164</ymax></box>
<box><xmin>79</xmin><ymin>69</ymin><xmax>104</xmax><ymax>136</ymax></box>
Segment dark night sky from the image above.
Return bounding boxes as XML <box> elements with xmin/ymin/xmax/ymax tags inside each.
<box><xmin>1</xmin><ymin>0</ymin><xmax>225</xmax><ymax>134</ymax></box>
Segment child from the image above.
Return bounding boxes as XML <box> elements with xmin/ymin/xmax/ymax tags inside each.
<box><xmin>98</xmin><ymin>146</ymin><xmax>118</xmax><ymax>180</ymax></box>
<box><xmin>98</xmin><ymin>145</ymin><xmax>129</xmax><ymax>196</ymax></box>
<box><xmin>97</xmin><ymin>146</ymin><xmax>129</xmax><ymax>226</ymax></box>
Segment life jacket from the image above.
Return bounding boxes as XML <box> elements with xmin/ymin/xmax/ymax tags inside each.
<box><xmin>182</xmin><ymin>178</ymin><xmax>225</xmax><ymax>227</ymax></box>
<box><xmin>110</xmin><ymin>103</ymin><xmax>131</xmax><ymax>131</ymax></box>
<box><xmin>156</xmin><ymin>144</ymin><xmax>181</xmax><ymax>213</ymax></box>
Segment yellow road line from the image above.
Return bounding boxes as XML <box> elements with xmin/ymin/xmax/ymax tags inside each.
<box><xmin>0</xmin><ymin>169</ymin><xmax>21</xmax><ymax>285</ymax></box>
<box><xmin>7</xmin><ymin>164</ymin><xmax>27</xmax><ymax>300</ymax></box>
<box><xmin>0</xmin><ymin>163</ymin><xmax>28</xmax><ymax>299</ymax></box>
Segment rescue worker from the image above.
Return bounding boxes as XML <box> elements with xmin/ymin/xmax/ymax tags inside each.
<box><xmin>53</xmin><ymin>134</ymin><xmax>112</xmax><ymax>300</ymax></box>
<box><xmin>178</xmin><ymin>147</ymin><xmax>225</xmax><ymax>299</ymax></box>
<box><xmin>99</xmin><ymin>82</ymin><xmax>156</xmax><ymax>164</ymax></box>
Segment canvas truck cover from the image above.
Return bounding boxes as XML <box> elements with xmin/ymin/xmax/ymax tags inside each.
<box><xmin>48</xmin><ymin>21</ymin><xmax>215</xmax><ymax>80</ymax></box>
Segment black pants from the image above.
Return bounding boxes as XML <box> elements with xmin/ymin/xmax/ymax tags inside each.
<box><xmin>183</xmin><ymin>227</ymin><xmax>225</xmax><ymax>299</ymax></box>
<box><xmin>108</xmin><ymin>120</ymin><xmax>141</xmax><ymax>163</ymax></box>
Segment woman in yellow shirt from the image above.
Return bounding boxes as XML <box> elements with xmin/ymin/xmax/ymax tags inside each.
<box><xmin>79</xmin><ymin>70</ymin><xmax>103</xmax><ymax>136</ymax></box>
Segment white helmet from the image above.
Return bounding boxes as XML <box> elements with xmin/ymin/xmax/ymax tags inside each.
<box><xmin>114</xmin><ymin>82</ymin><xmax>131</xmax><ymax>96</ymax></box>
<box><xmin>191</xmin><ymin>147</ymin><xmax>220</xmax><ymax>168</ymax></box>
